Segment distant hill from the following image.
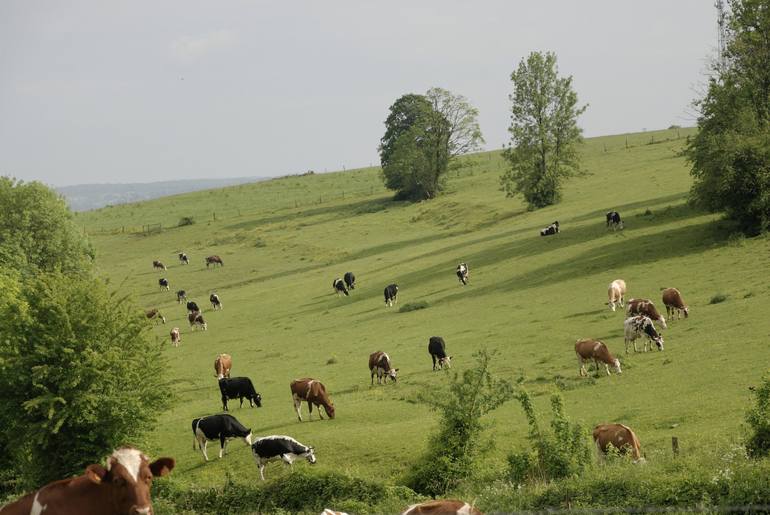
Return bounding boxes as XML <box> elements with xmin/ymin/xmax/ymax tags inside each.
<box><xmin>56</xmin><ymin>177</ymin><xmax>268</xmax><ymax>212</ymax></box>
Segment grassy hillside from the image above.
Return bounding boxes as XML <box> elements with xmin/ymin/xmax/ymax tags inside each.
<box><xmin>80</xmin><ymin>127</ymin><xmax>770</xmax><ymax>494</ymax></box>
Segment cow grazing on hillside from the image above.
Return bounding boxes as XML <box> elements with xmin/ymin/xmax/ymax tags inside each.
<box><xmin>369</xmin><ymin>351</ymin><xmax>398</xmax><ymax>384</ymax></box>
<box><xmin>428</xmin><ymin>336</ymin><xmax>452</xmax><ymax>370</ymax></box>
<box><xmin>624</xmin><ymin>315</ymin><xmax>664</xmax><ymax>353</ymax></box>
<box><xmin>152</xmin><ymin>260</ymin><xmax>166</xmax><ymax>271</ymax></box>
<box><xmin>192</xmin><ymin>414</ymin><xmax>252</xmax><ymax>461</ymax></box>
<box><xmin>179</xmin><ymin>252</ymin><xmax>189</xmax><ymax>265</ymax></box>
<box><xmin>384</xmin><ymin>284</ymin><xmax>399</xmax><ymax>307</ymax></box>
<box><xmin>593</xmin><ymin>423</ymin><xmax>643</xmax><ymax>463</ymax></box>
<box><xmin>540</xmin><ymin>221</ymin><xmax>559</xmax><ymax>236</ymax></box>
<box><xmin>606</xmin><ymin>211</ymin><xmax>623</xmax><ymax>230</ymax></box>
<box><xmin>145</xmin><ymin>308</ymin><xmax>166</xmax><ymax>324</ymax></box>
<box><xmin>251</xmin><ymin>435</ymin><xmax>316</xmax><ymax>481</ymax></box>
<box><xmin>186</xmin><ymin>300</ymin><xmax>200</xmax><ymax>313</ymax></box>
<box><xmin>290</xmin><ymin>378</ymin><xmax>335</xmax><ymax>421</ymax></box>
<box><xmin>608</xmin><ymin>279</ymin><xmax>627</xmax><ymax>311</ymax></box>
<box><xmin>188</xmin><ymin>312</ymin><xmax>207</xmax><ymax>331</ymax></box>
<box><xmin>158</xmin><ymin>278</ymin><xmax>169</xmax><ymax>291</ymax></box>
<box><xmin>332</xmin><ymin>278</ymin><xmax>349</xmax><ymax>297</ymax></box>
<box><xmin>627</xmin><ymin>298</ymin><xmax>667</xmax><ymax>329</ymax></box>
<box><xmin>218</xmin><ymin>377</ymin><xmax>262</xmax><ymax>411</ymax></box>
<box><xmin>575</xmin><ymin>338</ymin><xmax>621</xmax><ymax>376</ymax></box>
<box><xmin>214</xmin><ymin>353</ymin><xmax>232</xmax><ymax>379</ymax></box>
<box><xmin>401</xmin><ymin>500</ymin><xmax>483</xmax><ymax>515</ymax></box>
<box><xmin>170</xmin><ymin>327</ymin><xmax>181</xmax><ymax>347</ymax></box>
<box><xmin>176</xmin><ymin>289</ymin><xmax>187</xmax><ymax>303</ymax></box>
<box><xmin>210</xmin><ymin>293</ymin><xmax>222</xmax><ymax>310</ymax></box>
<box><xmin>344</xmin><ymin>272</ymin><xmax>356</xmax><ymax>291</ymax></box>
<box><xmin>662</xmin><ymin>287</ymin><xmax>689</xmax><ymax>320</ymax></box>
<box><xmin>0</xmin><ymin>447</ymin><xmax>174</xmax><ymax>515</ymax></box>
<box><xmin>205</xmin><ymin>255</ymin><xmax>223</xmax><ymax>268</ymax></box>
<box><xmin>456</xmin><ymin>263</ymin><xmax>469</xmax><ymax>285</ymax></box>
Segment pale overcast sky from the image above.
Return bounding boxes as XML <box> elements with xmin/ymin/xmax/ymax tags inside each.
<box><xmin>0</xmin><ymin>1</ymin><xmax>717</xmax><ymax>187</ymax></box>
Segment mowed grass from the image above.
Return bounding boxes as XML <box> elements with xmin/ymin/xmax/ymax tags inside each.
<box><xmin>79</xmin><ymin>127</ymin><xmax>770</xmax><ymax>491</ymax></box>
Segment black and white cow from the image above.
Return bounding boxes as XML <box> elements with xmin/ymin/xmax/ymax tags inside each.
<box><xmin>158</xmin><ymin>278</ymin><xmax>169</xmax><ymax>291</ymax></box>
<box><xmin>179</xmin><ymin>252</ymin><xmax>189</xmax><ymax>265</ymax></box>
<box><xmin>344</xmin><ymin>272</ymin><xmax>356</xmax><ymax>291</ymax></box>
<box><xmin>176</xmin><ymin>289</ymin><xmax>187</xmax><ymax>303</ymax></box>
<box><xmin>624</xmin><ymin>315</ymin><xmax>664</xmax><ymax>353</ymax></box>
<box><xmin>186</xmin><ymin>301</ymin><xmax>200</xmax><ymax>313</ymax></box>
<box><xmin>606</xmin><ymin>211</ymin><xmax>623</xmax><ymax>230</ymax></box>
<box><xmin>428</xmin><ymin>336</ymin><xmax>452</xmax><ymax>370</ymax></box>
<box><xmin>540</xmin><ymin>221</ymin><xmax>560</xmax><ymax>236</ymax></box>
<box><xmin>218</xmin><ymin>377</ymin><xmax>262</xmax><ymax>411</ymax></box>
<box><xmin>192</xmin><ymin>414</ymin><xmax>253</xmax><ymax>461</ymax></box>
<box><xmin>210</xmin><ymin>293</ymin><xmax>222</xmax><ymax>310</ymax></box>
<box><xmin>456</xmin><ymin>263</ymin><xmax>469</xmax><ymax>285</ymax></box>
<box><xmin>384</xmin><ymin>284</ymin><xmax>399</xmax><ymax>307</ymax></box>
<box><xmin>188</xmin><ymin>312</ymin><xmax>207</xmax><ymax>331</ymax></box>
<box><xmin>251</xmin><ymin>435</ymin><xmax>316</xmax><ymax>481</ymax></box>
<box><xmin>332</xmin><ymin>278</ymin><xmax>349</xmax><ymax>297</ymax></box>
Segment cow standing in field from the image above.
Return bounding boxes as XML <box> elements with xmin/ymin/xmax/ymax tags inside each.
<box><xmin>192</xmin><ymin>414</ymin><xmax>253</xmax><ymax>461</ymax></box>
<box><xmin>0</xmin><ymin>447</ymin><xmax>174</xmax><ymax>515</ymax></box>
<box><xmin>218</xmin><ymin>377</ymin><xmax>262</xmax><ymax>411</ymax></box>
<box><xmin>428</xmin><ymin>336</ymin><xmax>452</xmax><ymax>370</ymax></box>
<box><xmin>456</xmin><ymin>263</ymin><xmax>469</xmax><ymax>285</ymax></box>
<box><xmin>401</xmin><ymin>500</ymin><xmax>483</xmax><ymax>515</ymax></box>
<box><xmin>214</xmin><ymin>353</ymin><xmax>232</xmax><ymax>379</ymax></box>
<box><xmin>332</xmin><ymin>278</ymin><xmax>349</xmax><ymax>297</ymax></box>
<box><xmin>145</xmin><ymin>308</ymin><xmax>166</xmax><ymax>324</ymax></box>
<box><xmin>290</xmin><ymin>378</ymin><xmax>335</xmax><ymax>421</ymax></box>
<box><xmin>624</xmin><ymin>315</ymin><xmax>664</xmax><ymax>353</ymax></box>
<box><xmin>369</xmin><ymin>351</ymin><xmax>398</xmax><ymax>384</ymax></box>
<box><xmin>627</xmin><ymin>298</ymin><xmax>667</xmax><ymax>329</ymax></box>
<box><xmin>608</xmin><ymin>279</ymin><xmax>626</xmax><ymax>311</ymax></box>
<box><xmin>210</xmin><ymin>293</ymin><xmax>222</xmax><ymax>310</ymax></box>
<box><xmin>170</xmin><ymin>327</ymin><xmax>181</xmax><ymax>347</ymax></box>
<box><xmin>179</xmin><ymin>252</ymin><xmax>189</xmax><ymax>265</ymax></box>
<box><xmin>152</xmin><ymin>260</ymin><xmax>166</xmax><ymax>271</ymax></box>
<box><xmin>158</xmin><ymin>278</ymin><xmax>170</xmax><ymax>291</ymax></box>
<box><xmin>176</xmin><ymin>289</ymin><xmax>187</xmax><ymax>303</ymax></box>
<box><xmin>662</xmin><ymin>287</ymin><xmax>689</xmax><ymax>320</ymax></box>
<box><xmin>251</xmin><ymin>436</ymin><xmax>316</xmax><ymax>481</ymax></box>
<box><xmin>575</xmin><ymin>338</ymin><xmax>621</xmax><ymax>376</ymax></box>
<box><xmin>593</xmin><ymin>423</ymin><xmax>644</xmax><ymax>463</ymax></box>
<box><xmin>606</xmin><ymin>211</ymin><xmax>624</xmax><ymax>230</ymax></box>
<box><xmin>188</xmin><ymin>312</ymin><xmax>207</xmax><ymax>331</ymax></box>
<box><xmin>384</xmin><ymin>284</ymin><xmax>399</xmax><ymax>307</ymax></box>
<box><xmin>186</xmin><ymin>301</ymin><xmax>200</xmax><ymax>313</ymax></box>
<box><xmin>540</xmin><ymin>221</ymin><xmax>559</xmax><ymax>236</ymax></box>
<box><xmin>344</xmin><ymin>272</ymin><xmax>356</xmax><ymax>291</ymax></box>
<box><xmin>205</xmin><ymin>255</ymin><xmax>223</xmax><ymax>268</ymax></box>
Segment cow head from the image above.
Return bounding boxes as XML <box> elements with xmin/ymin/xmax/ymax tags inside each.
<box><xmin>244</xmin><ymin>431</ymin><xmax>253</xmax><ymax>446</ymax></box>
<box><xmin>683</xmin><ymin>307</ymin><xmax>690</xmax><ymax>318</ymax></box>
<box><xmin>252</xmin><ymin>392</ymin><xmax>263</xmax><ymax>408</ymax></box>
<box><xmin>323</xmin><ymin>402</ymin><xmax>336</xmax><ymax>419</ymax></box>
<box><xmin>305</xmin><ymin>447</ymin><xmax>317</xmax><ymax>465</ymax></box>
<box><xmin>439</xmin><ymin>356</ymin><xmax>453</xmax><ymax>369</ymax></box>
<box><xmin>387</xmin><ymin>368</ymin><xmax>399</xmax><ymax>382</ymax></box>
<box><xmin>653</xmin><ymin>336</ymin><xmax>664</xmax><ymax>351</ymax></box>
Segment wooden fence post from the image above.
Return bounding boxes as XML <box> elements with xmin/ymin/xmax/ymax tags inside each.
<box><xmin>672</xmin><ymin>436</ymin><xmax>679</xmax><ymax>456</ymax></box>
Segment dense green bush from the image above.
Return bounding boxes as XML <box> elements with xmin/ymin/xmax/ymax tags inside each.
<box><xmin>746</xmin><ymin>374</ymin><xmax>770</xmax><ymax>458</ymax></box>
<box><xmin>399</xmin><ymin>300</ymin><xmax>429</xmax><ymax>313</ymax></box>
<box><xmin>178</xmin><ymin>216</ymin><xmax>195</xmax><ymax>226</ymax></box>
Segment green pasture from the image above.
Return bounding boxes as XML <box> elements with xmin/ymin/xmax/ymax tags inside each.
<box><xmin>79</xmin><ymin>127</ymin><xmax>770</xmax><ymax>491</ymax></box>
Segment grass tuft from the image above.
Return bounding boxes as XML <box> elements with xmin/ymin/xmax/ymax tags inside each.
<box><xmin>709</xmin><ymin>293</ymin><xmax>728</xmax><ymax>304</ymax></box>
<box><xmin>399</xmin><ymin>301</ymin><xmax>429</xmax><ymax>313</ymax></box>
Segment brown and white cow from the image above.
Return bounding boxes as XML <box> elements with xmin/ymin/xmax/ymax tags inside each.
<box><xmin>290</xmin><ymin>378</ymin><xmax>335</xmax><ymax>421</ymax></box>
<box><xmin>662</xmin><ymin>287</ymin><xmax>689</xmax><ymax>320</ymax></box>
<box><xmin>214</xmin><ymin>353</ymin><xmax>232</xmax><ymax>379</ymax></box>
<box><xmin>0</xmin><ymin>447</ymin><xmax>174</xmax><ymax>515</ymax></box>
<box><xmin>607</xmin><ymin>279</ymin><xmax>626</xmax><ymax>311</ymax></box>
<box><xmin>188</xmin><ymin>312</ymin><xmax>207</xmax><ymax>331</ymax></box>
<box><xmin>575</xmin><ymin>338</ymin><xmax>621</xmax><ymax>376</ymax></box>
<box><xmin>401</xmin><ymin>500</ymin><xmax>483</xmax><ymax>515</ymax></box>
<box><xmin>369</xmin><ymin>351</ymin><xmax>398</xmax><ymax>384</ymax></box>
<box><xmin>205</xmin><ymin>255</ymin><xmax>223</xmax><ymax>268</ymax></box>
<box><xmin>152</xmin><ymin>260</ymin><xmax>166</xmax><ymax>271</ymax></box>
<box><xmin>626</xmin><ymin>298</ymin><xmax>667</xmax><ymax>329</ymax></box>
<box><xmin>145</xmin><ymin>308</ymin><xmax>166</xmax><ymax>324</ymax></box>
<box><xmin>593</xmin><ymin>423</ymin><xmax>644</xmax><ymax>463</ymax></box>
<box><xmin>170</xmin><ymin>327</ymin><xmax>181</xmax><ymax>347</ymax></box>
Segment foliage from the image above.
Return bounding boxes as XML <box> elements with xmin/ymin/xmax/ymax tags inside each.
<box><xmin>710</xmin><ymin>293</ymin><xmax>729</xmax><ymax>304</ymax></box>
<box><xmin>500</xmin><ymin>51</ymin><xmax>587</xmax><ymax>209</ymax></box>
<box><xmin>404</xmin><ymin>349</ymin><xmax>513</xmax><ymax>496</ymax></box>
<box><xmin>745</xmin><ymin>373</ymin><xmax>770</xmax><ymax>457</ymax></box>
<box><xmin>687</xmin><ymin>0</ymin><xmax>770</xmax><ymax>233</ymax></box>
<box><xmin>178</xmin><ymin>216</ymin><xmax>195</xmax><ymax>227</ymax></box>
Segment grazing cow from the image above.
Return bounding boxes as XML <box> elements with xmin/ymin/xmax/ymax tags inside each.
<box><xmin>179</xmin><ymin>252</ymin><xmax>189</xmax><ymax>265</ymax></box>
<box><xmin>176</xmin><ymin>289</ymin><xmax>187</xmax><ymax>303</ymax></box>
<box><xmin>369</xmin><ymin>351</ymin><xmax>398</xmax><ymax>384</ymax></box>
<box><xmin>214</xmin><ymin>353</ymin><xmax>232</xmax><ymax>379</ymax></box>
<box><xmin>540</xmin><ymin>221</ymin><xmax>559</xmax><ymax>236</ymax></box>
<box><xmin>428</xmin><ymin>336</ymin><xmax>452</xmax><ymax>370</ymax></box>
<box><xmin>170</xmin><ymin>327</ymin><xmax>181</xmax><ymax>347</ymax></box>
<box><xmin>210</xmin><ymin>293</ymin><xmax>222</xmax><ymax>310</ymax></box>
<box><xmin>158</xmin><ymin>278</ymin><xmax>169</xmax><ymax>291</ymax></box>
<box><xmin>290</xmin><ymin>378</ymin><xmax>335</xmax><ymax>421</ymax></box>
<box><xmin>186</xmin><ymin>300</ymin><xmax>200</xmax><ymax>313</ymax></box>
<box><xmin>251</xmin><ymin>435</ymin><xmax>316</xmax><ymax>481</ymax></box>
<box><xmin>205</xmin><ymin>255</ymin><xmax>223</xmax><ymax>268</ymax></box>
<box><xmin>218</xmin><ymin>377</ymin><xmax>262</xmax><ymax>411</ymax></box>
<box><xmin>152</xmin><ymin>260</ymin><xmax>166</xmax><ymax>271</ymax></box>
<box><xmin>192</xmin><ymin>414</ymin><xmax>253</xmax><ymax>461</ymax></box>
<box><xmin>188</xmin><ymin>312</ymin><xmax>207</xmax><ymax>331</ymax></box>
<box><xmin>384</xmin><ymin>283</ymin><xmax>399</xmax><ymax>307</ymax></box>
<box><xmin>332</xmin><ymin>278</ymin><xmax>349</xmax><ymax>297</ymax></box>
<box><xmin>608</xmin><ymin>279</ymin><xmax>627</xmax><ymax>311</ymax></box>
<box><xmin>606</xmin><ymin>211</ymin><xmax>624</xmax><ymax>230</ymax></box>
<box><xmin>593</xmin><ymin>423</ymin><xmax>643</xmax><ymax>463</ymax></box>
<box><xmin>662</xmin><ymin>287</ymin><xmax>689</xmax><ymax>320</ymax></box>
<box><xmin>145</xmin><ymin>308</ymin><xmax>166</xmax><ymax>324</ymax></box>
<box><xmin>575</xmin><ymin>338</ymin><xmax>621</xmax><ymax>376</ymax></box>
<box><xmin>0</xmin><ymin>447</ymin><xmax>174</xmax><ymax>515</ymax></box>
<box><xmin>624</xmin><ymin>315</ymin><xmax>664</xmax><ymax>353</ymax></box>
<box><xmin>627</xmin><ymin>298</ymin><xmax>667</xmax><ymax>329</ymax></box>
<box><xmin>456</xmin><ymin>263</ymin><xmax>469</xmax><ymax>285</ymax></box>
<box><xmin>343</xmin><ymin>272</ymin><xmax>356</xmax><ymax>291</ymax></box>
<box><xmin>401</xmin><ymin>500</ymin><xmax>483</xmax><ymax>515</ymax></box>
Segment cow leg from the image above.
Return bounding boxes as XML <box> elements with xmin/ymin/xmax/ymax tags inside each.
<box><xmin>219</xmin><ymin>438</ymin><xmax>227</xmax><ymax>458</ymax></box>
<box><xmin>432</xmin><ymin>355</ymin><xmax>437</xmax><ymax>371</ymax></box>
<box><xmin>259</xmin><ymin>463</ymin><xmax>266</xmax><ymax>481</ymax></box>
<box><xmin>577</xmin><ymin>355</ymin><xmax>586</xmax><ymax>377</ymax></box>
<box><xmin>293</xmin><ymin>394</ymin><xmax>303</xmax><ymax>422</ymax></box>
<box><xmin>240</xmin><ymin>397</ymin><xmax>244</xmax><ymax>408</ymax></box>
<box><xmin>222</xmin><ymin>396</ymin><xmax>228</xmax><ymax>411</ymax></box>
<box><xmin>202</xmin><ymin>440</ymin><xmax>209</xmax><ymax>461</ymax></box>
<box><xmin>371</xmin><ymin>370</ymin><xmax>375</xmax><ymax>385</ymax></box>
<box><xmin>603</xmin><ymin>362</ymin><xmax>611</xmax><ymax>376</ymax></box>
<box><xmin>316</xmin><ymin>402</ymin><xmax>324</xmax><ymax>420</ymax></box>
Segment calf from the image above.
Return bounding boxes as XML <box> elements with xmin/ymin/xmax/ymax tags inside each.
<box><xmin>179</xmin><ymin>252</ymin><xmax>189</xmax><ymax>265</ymax></box>
<box><xmin>607</xmin><ymin>279</ymin><xmax>626</xmax><ymax>311</ymax></box>
<box><xmin>0</xmin><ymin>447</ymin><xmax>174</xmax><ymax>515</ymax></box>
<box><xmin>218</xmin><ymin>377</ymin><xmax>262</xmax><ymax>411</ymax></box>
<box><xmin>188</xmin><ymin>312</ymin><xmax>207</xmax><ymax>331</ymax></box>
<box><xmin>152</xmin><ymin>260</ymin><xmax>166</xmax><ymax>271</ymax></box>
<box><xmin>401</xmin><ymin>500</ymin><xmax>482</xmax><ymax>515</ymax></box>
<box><xmin>186</xmin><ymin>300</ymin><xmax>200</xmax><ymax>313</ymax></box>
<box><xmin>251</xmin><ymin>435</ymin><xmax>316</xmax><ymax>481</ymax></box>
<box><xmin>369</xmin><ymin>351</ymin><xmax>398</xmax><ymax>384</ymax></box>
<box><xmin>456</xmin><ymin>263</ymin><xmax>469</xmax><ymax>285</ymax></box>
<box><xmin>540</xmin><ymin>221</ymin><xmax>559</xmax><ymax>236</ymax></box>
<box><xmin>662</xmin><ymin>287</ymin><xmax>689</xmax><ymax>320</ymax></box>
<box><xmin>575</xmin><ymin>338</ymin><xmax>621</xmax><ymax>376</ymax></box>
<box><xmin>627</xmin><ymin>298</ymin><xmax>667</xmax><ymax>329</ymax></box>
<box><xmin>593</xmin><ymin>423</ymin><xmax>643</xmax><ymax>463</ymax></box>
<box><xmin>205</xmin><ymin>255</ymin><xmax>223</xmax><ymax>268</ymax></box>
<box><xmin>606</xmin><ymin>211</ymin><xmax>623</xmax><ymax>230</ymax></box>
<box><xmin>192</xmin><ymin>414</ymin><xmax>252</xmax><ymax>461</ymax></box>
<box><xmin>384</xmin><ymin>283</ymin><xmax>399</xmax><ymax>307</ymax></box>
<box><xmin>624</xmin><ymin>315</ymin><xmax>664</xmax><ymax>353</ymax></box>
<box><xmin>214</xmin><ymin>353</ymin><xmax>232</xmax><ymax>379</ymax></box>
<box><xmin>428</xmin><ymin>336</ymin><xmax>452</xmax><ymax>370</ymax></box>
<box><xmin>332</xmin><ymin>278</ymin><xmax>349</xmax><ymax>297</ymax></box>
<box><xmin>290</xmin><ymin>378</ymin><xmax>335</xmax><ymax>421</ymax></box>
<box><xmin>145</xmin><ymin>308</ymin><xmax>166</xmax><ymax>324</ymax></box>
<box><xmin>344</xmin><ymin>272</ymin><xmax>356</xmax><ymax>290</ymax></box>
<box><xmin>210</xmin><ymin>293</ymin><xmax>222</xmax><ymax>310</ymax></box>
<box><xmin>170</xmin><ymin>327</ymin><xmax>181</xmax><ymax>347</ymax></box>
<box><xmin>176</xmin><ymin>289</ymin><xmax>187</xmax><ymax>303</ymax></box>
<box><xmin>158</xmin><ymin>278</ymin><xmax>169</xmax><ymax>291</ymax></box>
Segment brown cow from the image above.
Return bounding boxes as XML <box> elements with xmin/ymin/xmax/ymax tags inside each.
<box><xmin>291</xmin><ymin>378</ymin><xmax>335</xmax><ymax>421</ymax></box>
<box><xmin>401</xmin><ymin>500</ymin><xmax>483</xmax><ymax>515</ymax></box>
<box><xmin>0</xmin><ymin>447</ymin><xmax>174</xmax><ymax>515</ymax></box>
<box><xmin>205</xmin><ymin>255</ymin><xmax>223</xmax><ymax>268</ymax></box>
<box><xmin>626</xmin><ymin>298</ymin><xmax>667</xmax><ymax>329</ymax></box>
<box><xmin>214</xmin><ymin>353</ymin><xmax>232</xmax><ymax>379</ymax></box>
<box><xmin>170</xmin><ymin>327</ymin><xmax>181</xmax><ymax>347</ymax></box>
<box><xmin>593</xmin><ymin>423</ymin><xmax>644</xmax><ymax>463</ymax></box>
<box><xmin>145</xmin><ymin>308</ymin><xmax>166</xmax><ymax>324</ymax></box>
<box><xmin>188</xmin><ymin>312</ymin><xmax>207</xmax><ymax>331</ymax></box>
<box><xmin>662</xmin><ymin>287</ymin><xmax>689</xmax><ymax>320</ymax></box>
<box><xmin>575</xmin><ymin>338</ymin><xmax>621</xmax><ymax>376</ymax></box>
<box><xmin>152</xmin><ymin>260</ymin><xmax>166</xmax><ymax>271</ymax></box>
<box><xmin>369</xmin><ymin>351</ymin><xmax>398</xmax><ymax>384</ymax></box>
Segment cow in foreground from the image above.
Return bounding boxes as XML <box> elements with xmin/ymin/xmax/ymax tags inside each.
<box><xmin>343</xmin><ymin>272</ymin><xmax>356</xmax><ymax>291</ymax></box>
<box><xmin>290</xmin><ymin>378</ymin><xmax>335</xmax><ymax>421</ymax></box>
<box><xmin>575</xmin><ymin>338</ymin><xmax>621</xmax><ymax>376</ymax></box>
<box><xmin>456</xmin><ymin>263</ymin><xmax>469</xmax><ymax>285</ymax></box>
<box><xmin>176</xmin><ymin>289</ymin><xmax>187</xmax><ymax>303</ymax></box>
<box><xmin>606</xmin><ymin>211</ymin><xmax>623</xmax><ymax>230</ymax></box>
<box><xmin>214</xmin><ymin>353</ymin><xmax>232</xmax><ymax>379</ymax></box>
<box><xmin>593</xmin><ymin>423</ymin><xmax>644</xmax><ymax>463</ymax></box>
<box><xmin>205</xmin><ymin>255</ymin><xmax>223</xmax><ymax>268</ymax></box>
<box><xmin>428</xmin><ymin>336</ymin><xmax>452</xmax><ymax>370</ymax></box>
<box><xmin>0</xmin><ymin>447</ymin><xmax>174</xmax><ymax>515</ymax></box>
<box><xmin>145</xmin><ymin>308</ymin><xmax>166</xmax><ymax>324</ymax></box>
<box><xmin>152</xmin><ymin>260</ymin><xmax>166</xmax><ymax>271</ymax></box>
<box><xmin>384</xmin><ymin>283</ymin><xmax>399</xmax><ymax>307</ymax></box>
<box><xmin>192</xmin><ymin>414</ymin><xmax>253</xmax><ymax>461</ymax></box>
<box><xmin>624</xmin><ymin>315</ymin><xmax>664</xmax><ymax>353</ymax></box>
<box><xmin>608</xmin><ymin>279</ymin><xmax>627</xmax><ymax>311</ymax></box>
<box><xmin>210</xmin><ymin>293</ymin><xmax>222</xmax><ymax>310</ymax></box>
<box><xmin>332</xmin><ymin>278</ymin><xmax>349</xmax><ymax>297</ymax></box>
<box><xmin>186</xmin><ymin>300</ymin><xmax>200</xmax><ymax>313</ymax></box>
<box><xmin>218</xmin><ymin>377</ymin><xmax>262</xmax><ymax>411</ymax></box>
<box><xmin>251</xmin><ymin>435</ymin><xmax>316</xmax><ymax>481</ymax></box>
<box><xmin>401</xmin><ymin>500</ymin><xmax>483</xmax><ymax>515</ymax></box>
<box><xmin>369</xmin><ymin>351</ymin><xmax>398</xmax><ymax>384</ymax></box>
<box><xmin>662</xmin><ymin>287</ymin><xmax>689</xmax><ymax>320</ymax></box>
<box><xmin>188</xmin><ymin>312</ymin><xmax>207</xmax><ymax>331</ymax></box>
<box><xmin>158</xmin><ymin>278</ymin><xmax>169</xmax><ymax>291</ymax></box>
<box><xmin>627</xmin><ymin>298</ymin><xmax>667</xmax><ymax>329</ymax></box>
<box><xmin>178</xmin><ymin>252</ymin><xmax>189</xmax><ymax>265</ymax></box>
<box><xmin>170</xmin><ymin>327</ymin><xmax>181</xmax><ymax>347</ymax></box>
<box><xmin>540</xmin><ymin>221</ymin><xmax>559</xmax><ymax>236</ymax></box>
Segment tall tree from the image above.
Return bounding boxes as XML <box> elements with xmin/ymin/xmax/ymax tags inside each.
<box><xmin>500</xmin><ymin>51</ymin><xmax>587</xmax><ymax>209</ymax></box>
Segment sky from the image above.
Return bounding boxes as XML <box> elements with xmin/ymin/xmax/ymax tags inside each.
<box><xmin>0</xmin><ymin>1</ymin><xmax>718</xmax><ymax>187</ymax></box>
